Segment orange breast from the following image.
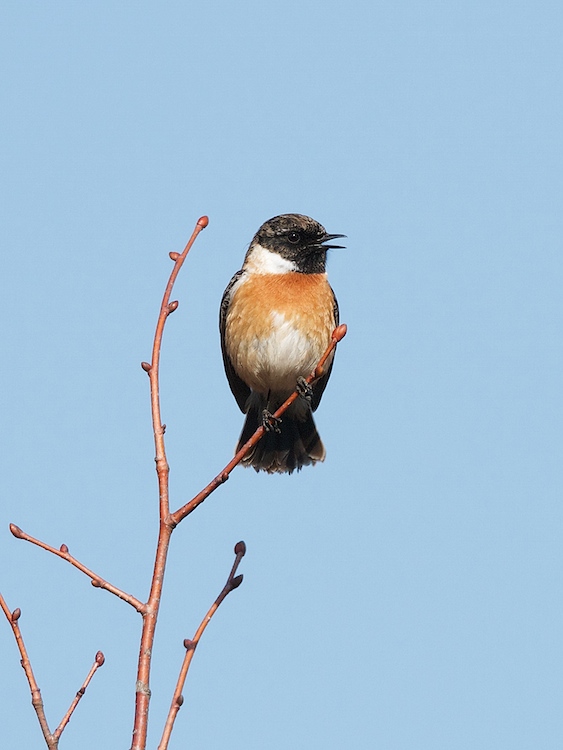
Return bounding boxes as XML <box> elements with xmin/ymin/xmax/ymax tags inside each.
<box><xmin>225</xmin><ymin>272</ymin><xmax>336</xmax><ymax>394</ymax></box>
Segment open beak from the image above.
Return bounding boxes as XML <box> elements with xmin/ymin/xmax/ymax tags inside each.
<box><xmin>320</xmin><ymin>233</ymin><xmax>347</xmax><ymax>249</ymax></box>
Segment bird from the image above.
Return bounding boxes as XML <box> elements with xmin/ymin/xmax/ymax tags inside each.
<box><xmin>220</xmin><ymin>213</ymin><xmax>345</xmax><ymax>474</ymax></box>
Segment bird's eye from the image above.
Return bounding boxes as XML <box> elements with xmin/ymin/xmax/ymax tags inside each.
<box><xmin>287</xmin><ymin>231</ymin><xmax>301</xmax><ymax>244</ymax></box>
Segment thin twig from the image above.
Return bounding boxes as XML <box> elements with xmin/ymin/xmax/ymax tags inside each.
<box><xmin>169</xmin><ymin>323</ymin><xmax>348</xmax><ymax>525</ymax></box>
<box><xmin>157</xmin><ymin>541</ymin><xmax>246</xmax><ymax>750</ymax></box>
<box><xmin>53</xmin><ymin>651</ymin><xmax>105</xmax><ymax>740</ymax></box>
<box><xmin>1</xmin><ymin>593</ymin><xmax>106</xmax><ymax>748</ymax></box>
<box><xmin>131</xmin><ymin>216</ymin><xmax>209</xmax><ymax>750</ymax></box>
<box><xmin>8</xmin><ymin>525</ymin><xmax>145</xmax><ymax>613</ymax></box>
<box><xmin>0</xmin><ymin>592</ymin><xmax>54</xmax><ymax>747</ymax></box>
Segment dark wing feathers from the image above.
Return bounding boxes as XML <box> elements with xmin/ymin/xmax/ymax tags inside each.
<box><xmin>219</xmin><ymin>270</ymin><xmax>250</xmax><ymax>412</ymax></box>
<box><xmin>311</xmin><ymin>286</ymin><xmax>338</xmax><ymax>411</ymax></box>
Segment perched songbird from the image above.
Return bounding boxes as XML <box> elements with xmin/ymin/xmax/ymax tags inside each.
<box><xmin>220</xmin><ymin>214</ymin><xmax>345</xmax><ymax>474</ymax></box>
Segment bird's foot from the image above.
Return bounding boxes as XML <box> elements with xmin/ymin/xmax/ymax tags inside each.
<box><xmin>262</xmin><ymin>409</ymin><xmax>282</xmax><ymax>433</ymax></box>
<box><xmin>296</xmin><ymin>376</ymin><xmax>313</xmax><ymax>404</ymax></box>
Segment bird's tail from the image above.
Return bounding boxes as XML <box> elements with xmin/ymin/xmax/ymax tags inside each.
<box><xmin>236</xmin><ymin>404</ymin><xmax>325</xmax><ymax>474</ymax></box>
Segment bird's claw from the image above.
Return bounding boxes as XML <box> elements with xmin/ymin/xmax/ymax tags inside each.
<box><xmin>296</xmin><ymin>376</ymin><xmax>313</xmax><ymax>404</ymax></box>
<box><xmin>262</xmin><ymin>409</ymin><xmax>282</xmax><ymax>433</ymax></box>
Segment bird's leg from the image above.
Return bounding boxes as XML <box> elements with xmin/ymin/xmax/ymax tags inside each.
<box><xmin>296</xmin><ymin>376</ymin><xmax>313</xmax><ymax>405</ymax></box>
<box><xmin>262</xmin><ymin>410</ymin><xmax>282</xmax><ymax>433</ymax></box>
<box><xmin>262</xmin><ymin>390</ymin><xmax>282</xmax><ymax>433</ymax></box>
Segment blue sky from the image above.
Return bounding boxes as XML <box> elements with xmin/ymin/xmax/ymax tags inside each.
<box><xmin>1</xmin><ymin>2</ymin><xmax>562</xmax><ymax>748</ymax></box>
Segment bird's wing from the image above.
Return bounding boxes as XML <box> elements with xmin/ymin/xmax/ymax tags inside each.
<box><xmin>219</xmin><ymin>270</ymin><xmax>251</xmax><ymax>412</ymax></box>
<box><xmin>311</xmin><ymin>286</ymin><xmax>339</xmax><ymax>412</ymax></box>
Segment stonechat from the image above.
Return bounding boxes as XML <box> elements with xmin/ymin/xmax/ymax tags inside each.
<box><xmin>220</xmin><ymin>214</ymin><xmax>344</xmax><ymax>474</ymax></box>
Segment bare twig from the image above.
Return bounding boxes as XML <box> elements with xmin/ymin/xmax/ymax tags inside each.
<box><xmin>8</xmin><ymin>525</ymin><xmax>145</xmax><ymax>613</ymax></box>
<box><xmin>0</xmin><ymin>592</ymin><xmax>54</xmax><ymax>746</ymax></box>
<box><xmin>131</xmin><ymin>216</ymin><xmax>209</xmax><ymax>750</ymax></box>
<box><xmin>53</xmin><ymin>651</ymin><xmax>105</xmax><ymax>741</ymax></box>
<box><xmin>157</xmin><ymin>541</ymin><xmax>246</xmax><ymax>750</ymax></box>
<box><xmin>169</xmin><ymin>323</ymin><xmax>348</xmax><ymax>525</ymax></box>
<box><xmin>0</xmin><ymin>594</ymin><xmax>48</xmax><ymax>750</ymax></box>
<box><xmin>1</xmin><ymin>594</ymin><xmax>103</xmax><ymax>748</ymax></box>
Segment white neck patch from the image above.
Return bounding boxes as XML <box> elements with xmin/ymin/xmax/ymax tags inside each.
<box><xmin>245</xmin><ymin>243</ymin><xmax>298</xmax><ymax>274</ymax></box>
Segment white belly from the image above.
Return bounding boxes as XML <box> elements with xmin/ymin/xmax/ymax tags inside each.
<box><xmin>234</xmin><ymin>311</ymin><xmax>325</xmax><ymax>394</ymax></box>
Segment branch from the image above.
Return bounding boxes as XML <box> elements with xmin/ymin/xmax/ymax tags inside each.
<box><xmin>141</xmin><ymin>215</ymin><xmax>210</xmax><ymax>522</ymax></box>
<box><xmin>8</xmin><ymin>524</ymin><xmax>145</xmax><ymax>613</ymax></box>
<box><xmin>169</xmin><ymin>323</ymin><xmax>348</xmax><ymax>525</ymax></box>
<box><xmin>131</xmin><ymin>215</ymin><xmax>209</xmax><ymax>750</ymax></box>
<box><xmin>53</xmin><ymin>651</ymin><xmax>105</xmax><ymax>741</ymax></box>
<box><xmin>157</xmin><ymin>541</ymin><xmax>246</xmax><ymax>750</ymax></box>
<box><xmin>1</xmin><ymin>592</ymin><xmax>105</xmax><ymax>748</ymax></box>
<box><xmin>0</xmin><ymin>592</ymin><xmax>54</xmax><ymax>746</ymax></box>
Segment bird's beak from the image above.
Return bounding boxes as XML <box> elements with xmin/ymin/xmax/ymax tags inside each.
<box><xmin>320</xmin><ymin>233</ymin><xmax>347</xmax><ymax>249</ymax></box>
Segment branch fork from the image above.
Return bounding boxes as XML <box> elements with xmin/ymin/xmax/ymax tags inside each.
<box><xmin>0</xmin><ymin>589</ymin><xmax>104</xmax><ymax>749</ymax></box>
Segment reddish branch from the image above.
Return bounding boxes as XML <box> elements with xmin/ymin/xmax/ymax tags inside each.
<box><xmin>4</xmin><ymin>214</ymin><xmax>347</xmax><ymax>750</ymax></box>
<box><xmin>0</xmin><ymin>592</ymin><xmax>52</xmax><ymax>744</ymax></box>
<box><xmin>8</xmin><ymin>525</ymin><xmax>145</xmax><ymax>613</ymax></box>
<box><xmin>157</xmin><ymin>541</ymin><xmax>246</xmax><ymax>750</ymax></box>
<box><xmin>169</xmin><ymin>322</ymin><xmax>348</xmax><ymax>525</ymax></box>
<box><xmin>131</xmin><ymin>215</ymin><xmax>209</xmax><ymax>750</ymax></box>
<box><xmin>0</xmin><ymin>590</ymin><xmax>104</xmax><ymax>749</ymax></box>
<box><xmin>52</xmin><ymin>651</ymin><xmax>105</xmax><ymax>742</ymax></box>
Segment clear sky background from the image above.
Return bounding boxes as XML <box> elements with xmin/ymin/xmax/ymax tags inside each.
<box><xmin>1</xmin><ymin>2</ymin><xmax>562</xmax><ymax>748</ymax></box>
